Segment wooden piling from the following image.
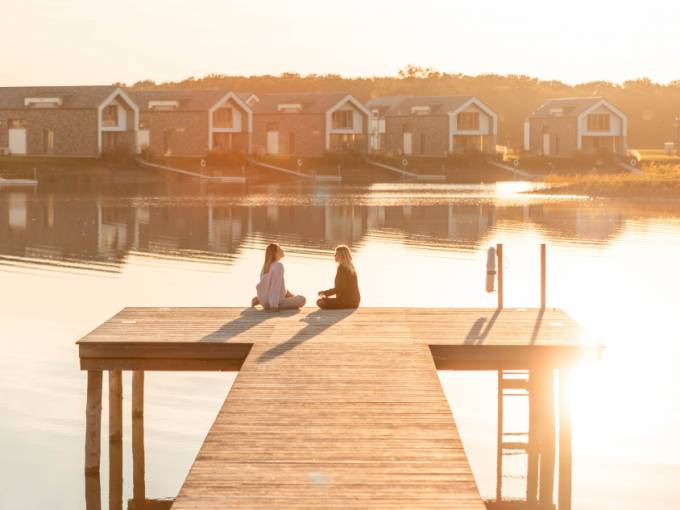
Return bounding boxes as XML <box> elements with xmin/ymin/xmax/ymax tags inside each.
<box><xmin>540</xmin><ymin>244</ymin><xmax>547</xmax><ymax>309</ymax></box>
<box><xmin>558</xmin><ymin>368</ymin><xmax>573</xmax><ymax>510</ymax></box>
<box><xmin>84</xmin><ymin>472</ymin><xmax>102</xmax><ymax>510</ymax></box>
<box><xmin>109</xmin><ymin>371</ymin><xmax>122</xmax><ymax>441</ymax></box>
<box><xmin>526</xmin><ymin>369</ymin><xmax>540</xmax><ymax>503</ymax></box>
<box><xmin>85</xmin><ymin>370</ymin><xmax>103</xmax><ymax>474</ymax></box>
<box><xmin>132</xmin><ymin>371</ymin><xmax>146</xmax><ymax>505</ymax></box>
<box><xmin>538</xmin><ymin>368</ymin><xmax>556</xmax><ymax>507</ymax></box>
<box><xmin>109</xmin><ymin>433</ymin><xmax>123</xmax><ymax>510</ymax></box>
<box><xmin>495</xmin><ymin>370</ymin><xmax>503</xmax><ymax>501</ymax></box>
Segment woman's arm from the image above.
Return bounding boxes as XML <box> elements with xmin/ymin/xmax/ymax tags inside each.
<box><xmin>319</xmin><ymin>267</ymin><xmax>340</xmax><ymax>297</ymax></box>
<box><xmin>269</xmin><ymin>263</ymin><xmax>285</xmax><ymax>310</ymax></box>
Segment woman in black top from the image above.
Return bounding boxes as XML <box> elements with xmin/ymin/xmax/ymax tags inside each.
<box><xmin>317</xmin><ymin>245</ymin><xmax>360</xmax><ymax>309</ymax></box>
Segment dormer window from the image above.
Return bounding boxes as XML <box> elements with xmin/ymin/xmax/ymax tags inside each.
<box><xmin>148</xmin><ymin>100</ymin><xmax>179</xmax><ymax>111</ymax></box>
<box><xmin>278</xmin><ymin>104</ymin><xmax>302</xmax><ymax>113</ymax></box>
<box><xmin>411</xmin><ymin>106</ymin><xmax>431</xmax><ymax>115</ymax></box>
<box><xmin>457</xmin><ymin>112</ymin><xmax>479</xmax><ymax>130</ymax></box>
<box><xmin>332</xmin><ymin>110</ymin><xmax>353</xmax><ymax>129</ymax></box>
<box><xmin>25</xmin><ymin>97</ymin><xmax>62</xmax><ymax>108</ymax></box>
<box><xmin>213</xmin><ymin>107</ymin><xmax>233</xmax><ymax>128</ymax></box>
<box><xmin>102</xmin><ymin>105</ymin><xmax>119</xmax><ymax>127</ymax></box>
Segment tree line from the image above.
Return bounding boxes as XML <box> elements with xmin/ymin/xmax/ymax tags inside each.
<box><xmin>123</xmin><ymin>66</ymin><xmax>680</xmax><ymax>149</ymax></box>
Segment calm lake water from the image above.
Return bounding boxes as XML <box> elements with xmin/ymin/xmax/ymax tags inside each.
<box><xmin>1</xmin><ymin>170</ymin><xmax>679</xmax><ymax>509</ymax></box>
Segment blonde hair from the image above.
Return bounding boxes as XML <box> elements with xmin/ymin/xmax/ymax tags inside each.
<box><xmin>261</xmin><ymin>243</ymin><xmax>280</xmax><ymax>275</ymax></box>
<box><xmin>335</xmin><ymin>245</ymin><xmax>356</xmax><ymax>274</ymax></box>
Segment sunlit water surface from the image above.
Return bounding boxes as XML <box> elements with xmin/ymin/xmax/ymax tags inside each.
<box><xmin>1</xmin><ymin>172</ymin><xmax>679</xmax><ymax>509</ymax></box>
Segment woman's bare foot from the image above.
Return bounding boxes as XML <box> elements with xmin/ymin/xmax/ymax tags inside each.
<box><xmin>251</xmin><ymin>296</ymin><xmax>259</xmax><ymax>307</ymax></box>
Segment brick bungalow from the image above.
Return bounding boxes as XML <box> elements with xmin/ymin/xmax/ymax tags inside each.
<box><xmin>252</xmin><ymin>93</ymin><xmax>370</xmax><ymax>158</ymax></box>
<box><xmin>367</xmin><ymin>96</ymin><xmax>498</xmax><ymax>156</ymax></box>
<box><xmin>0</xmin><ymin>85</ymin><xmax>138</xmax><ymax>157</ymax></box>
<box><xmin>128</xmin><ymin>89</ymin><xmax>252</xmax><ymax>157</ymax></box>
<box><xmin>524</xmin><ymin>97</ymin><xmax>628</xmax><ymax>157</ymax></box>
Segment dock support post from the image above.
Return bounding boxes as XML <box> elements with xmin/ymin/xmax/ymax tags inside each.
<box><xmin>496</xmin><ymin>243</ymin><xmax>503</xmax><ymax>309</ymax></box>
<box><xmin>85</xmin><ymin>370</ymin><xmax>103</xmax><ymax>474</ymax></box>
<box><xmin>540</xmin><ymin>244</ymin><xmax>546</xmax><ymax>309</ymax></box>
<box><xmin>132</xmin><ymin>371</ymin><xmax>146</xmax><ymax>505</ymax></box>
<box><xmin>109</xmin><ymin>370</ymin><xmax>123</xmax><ymax>510</ymax></box>
<box><xmin>538</xmin><ymin>368</ymin><xmax>556</xmax><ymax>507</ymax></box>
<box><xmin>558</xmin><ymin>368</ymin><xmax>573</xmax><ymax>510</ymax></box>
<box><xmin>495</xmin><ymin>370</ymin><xmax>503</xmax><ymax>501</ymax></box>
<box><xmin>526</xmin><ymin>369</ymin><xmax>539</xmax><ymax>504</ymax></box>
<box><xmin>85</xmin><ymin>472</ymin><xmax>102</xmax><ymax>510</ymax></box>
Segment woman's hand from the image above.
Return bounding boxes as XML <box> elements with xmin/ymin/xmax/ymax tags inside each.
<box><xmin>285</xmin><ymin>290</ymin><xmax>293</xmax><ymax>298</ymax></box>
<box><xmin>318</xmin><ymin>291</ymin><xmax>326</xmax><ymax>297</ymax></box>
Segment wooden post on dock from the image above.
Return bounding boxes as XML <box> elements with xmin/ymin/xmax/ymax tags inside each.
<box><xmin>540</xmin><ymin>244</ymin><xmax>547</xmax><ymax>309</ymax></box>
<box><xmin>85</xmin><ymin>472</ymin><xmax>102</xmax><ymax>510</ymax></box>
<box><xmin>85</xmin><ymin>370</ymin><xmax>103</xmax><ymax>474</ymax></box>
<box><xmin>558</xmin><ymin>368</ymin><xmax>573</xmax><ymax>510</ymax></box>
<box><xmin>538</xmin><ymin>368</ymin><xmax>556</xmax><ymax>507</ymax></box>
<box><xmin>109</xmin><ymin>370</ymin><xmax>123</xmax><ymax>510</ymax></box>
<box><xmin>496</xmin><ymin>243</ymin><xmax>503</xmax><ymax>309</ymax></box>
<box><xmin>132</xmin><ymin>371</ymin><xmax>146</xmax><ymax>505</ymax></box>
<box><xmin>495</xmin><ymin>370</ymin><xmax>504</xmax><ymax>501</ymax></box>
<box><xmin>526</xmin><ymin>369</ymin><xmax>539</xmax><ymax>504</ymax></box>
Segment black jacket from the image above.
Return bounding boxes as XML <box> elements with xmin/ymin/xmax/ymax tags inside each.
<box><xmin>323</xmin><ymin>265</ymin><xmax>360</xmax><ymax>306</ymax></box>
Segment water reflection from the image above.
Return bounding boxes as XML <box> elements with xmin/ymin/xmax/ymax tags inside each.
<box><xmin>0</xmin><ymin>188</ymin><xmax>635</xmax><ymax>273</ymax></box>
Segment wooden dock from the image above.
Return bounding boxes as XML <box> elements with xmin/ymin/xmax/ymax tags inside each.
<box><xmin>77</xmin><ymin>307</ymin><xmax>597</xmax><ymax>509</ymax></box>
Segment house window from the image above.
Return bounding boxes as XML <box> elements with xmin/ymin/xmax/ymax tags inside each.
<box><xmin>43</xmin><ymin>129</ymin><xmax>54</xmax><ymax>154</ymax></box>
<box><xmin>289</xmin><ymin>132</ymin><xmax>296</xmax><ymax>154</ymax></box>
<box><xmin>8</xmin><ymin>119</ymin><xmax>26</xmax><ymax>128</ymax></box>
<box><xmin>457</xmin><ymin>112</ymin><xmax>479</xmax><ymax>130</ymax></box>
<box><xmin>102</xmin><ymin>105</ymin><xmax>119</xmax><ymax>127</ymax></box>
<box><xmin>332</xmin><ymin>110</ymin><xmax>353</xmax><ymax>129</ymax></box>
<box><xmin>213</xmin><ymin>107</ymin><xmax>234</xmax><ymax>128</ymax></box>
<box><xmin>587</xmin><ymin>114</ymin><xmax>610</xmax><ymax>132</ymax></box>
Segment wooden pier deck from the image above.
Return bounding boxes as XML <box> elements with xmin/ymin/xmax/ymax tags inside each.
<box><xmin>77</xmin><ymin>307</ymin><xmax>596</xmax><ymax>509</ymax></box>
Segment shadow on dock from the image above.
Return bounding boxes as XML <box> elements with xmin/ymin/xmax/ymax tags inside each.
<box><xmin>465</xmin><ymin>309</ymin><xmax>501</xmax><ymax>344</ymax></box>
<box><xmin>199</xmin><ymin>307</ymin><xmax>301</xmax><ymax>342</ymax></box>
<box><xmin>256</xmin><ymin>309</ymin><xmax>356</xmax><ymax>362</ymax></box>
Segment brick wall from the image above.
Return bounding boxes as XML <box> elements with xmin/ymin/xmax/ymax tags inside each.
<box><xmin>384</xmin><ymin>115</ymin><xmax>449</xmax><ymax>156</ymax></box>
<box><xmin>252</xmin><ymin>113</ymin><xmax>326</xmax><ymax>157</ymax></box>
<box><xmin>0</xmin><ymin>109</ymin><xmax>99</xmax><ymax>157</ymax></box>
<box><xmin>141</xmin><ymin>111</ymin><xmax>209</xmax><ymax>157</ymax></box>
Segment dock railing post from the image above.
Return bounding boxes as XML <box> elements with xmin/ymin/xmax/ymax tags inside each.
<box><xmin>109</xmin><ymin>370</ymin><xmax>123</xmax><ymax>510</ymax></box>
<box><xmin>558</xmin><ymin>368</ymin><xmax>573</xmax><ymax>510</ymax></box>
<box><xmin>540</xmin><ymin>244</ymin><xmax>547</xmax><ymax>309</ymax></box>
<box><xmin>496</xmin><ymin>243</ymin><xmax>503</xmax><ymax>310</ymax></box>
<box><xmin>132</xmin><ymin>371</ymin><xmax>146</xmax><ymax>506</ymax></box>
<box><xmin>85</xmin><ymin>370</ymin><xmax>103</xmax><ymax>474</ymax></box>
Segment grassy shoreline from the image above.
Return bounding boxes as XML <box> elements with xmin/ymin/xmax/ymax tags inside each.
<box><xmin>538</xmin><ymin>163</ymin><xmax>680</xmax><ymax>198</ymax></box>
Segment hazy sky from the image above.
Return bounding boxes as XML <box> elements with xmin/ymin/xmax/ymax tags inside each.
<box><xmin>3</xmin><ymin>0</ymin><xmax>680</xmax><ymax>86</ymax></box>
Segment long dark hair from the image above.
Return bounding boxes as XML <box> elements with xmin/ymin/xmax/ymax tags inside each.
<box><xmin>261</xmin><ymin>243</ymin><xmax>280</xmax><ymax>275</ymax></box>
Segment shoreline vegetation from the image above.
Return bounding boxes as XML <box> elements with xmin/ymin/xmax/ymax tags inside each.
<box><xmin>539</xmin><ymin>163</ymin><xmax>680</xmax><ymax>198</ymax></box>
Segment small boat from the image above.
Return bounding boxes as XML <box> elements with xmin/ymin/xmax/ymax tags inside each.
<box><xmin>0</xmin><ymin>177</ymin><xmax>39</xmax><ymax>188</ymax></box>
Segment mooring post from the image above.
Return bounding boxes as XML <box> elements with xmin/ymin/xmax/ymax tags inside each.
<box><xmin>85</xmin><ymin>370</ymin><xmax>103</xmax><ymax>474</ymax></box>
<box><xmin>526</xmin><ymin>368</ymin><xmax>539</xmax><ymax>504</ymax></box>
<box><xmin>132</xmin><ymin>371</ymin><xmax>146</xmax><ymax>505</ymax></box>
<box><xmin>540</xmin><ymin>243</ymin><xmax>547</xmax><ymax>309</ymax></box>
<box><xmin>496</xmin><ymin>243</ymin><xmax>504</xmax><ymax>309</ymax></box>
<box><xmin>85</xmin><ymin>472</ymin><xmax>102</xmax><ymax>510</ymax></box>
<box><xmin>558</xmin><ymin>368</ymin><xmax>573</xmax><ymax>510</ymax></box>
<box><xmin>538</xmin><ymin>368</ymin><xmax>556</xmax><ymax>507</ymax></box>
<box><xmin>109</xmin><ymin>370</ymin><xmax>123</xmax><ymax>510</ymax></box>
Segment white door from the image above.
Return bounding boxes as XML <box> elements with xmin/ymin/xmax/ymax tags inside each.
<box><xmin>267</xmin><ymin>131</ymin><xmax>279</xmax><ymax>154</ymax></box>
<box><xmin>542</xmin><ymin>133</ymin><xmax>551</xmax><ymax>156</ymax></box>
<box><xmin>403</xmin><ymin>132</ymin><xmax>412</xmax><ymax>155</ymax></box>
<box><xmin>9</xmin><ymin>128</ymin><xmax>27</xmax><ymax>155</ymax></box>
<box><xmin>137</xmin><ymin>129</ymin><xmax>150</xmax><ymax>152</ymax></box>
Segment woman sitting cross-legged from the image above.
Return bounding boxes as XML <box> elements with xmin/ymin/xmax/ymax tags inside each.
<box><xmin>252</xmin><ymin>243</ymin><xmax>306</xmax><ymax>311</ymax></box>
<box><xmin>317</xmin><ymin>245</ymin><xmax>360</xmax><ymax>310</ymax></box>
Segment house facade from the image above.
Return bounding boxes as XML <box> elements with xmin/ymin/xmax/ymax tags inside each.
<box><xmin>0</xmin><ymin>86</ymin><xmax>138</xmax><ymax>157</ymax></box>
<box><xmin>524</xmin><ymin>97</ymin><xmax>628</xmax><ymax>157</ymax></box>
<box><xmin>252</xmin><ymin>93</ymin><xmax>370</xmax><ymax>158</ymax></box>
<box><xmin>367</xmin><ymin>96</ymin><xmax>498</xmax><ymax>156</ymax></box>
<box><xmin>128</xmin><ymin>89</ymin><xmax>252</xmax><ymax>157</ymax></box>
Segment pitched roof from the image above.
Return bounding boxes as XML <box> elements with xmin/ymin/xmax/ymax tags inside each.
<box><xmin>529</xmin><ymin>97</ymin><xmax>616</xmax><ymax>118</ymax></box>
<box><xmin>252</xmin><ymin>93</ymin><xmax>353</xmax><ymax>114</ymax></box>
<box><xmin>365</xmin><ymin>96</ymin><xmax>411</xmax><ymax>113</ymax></box>
<box><xmin>0</xmin><ymin>85</ymin><xmax>120</xmax><ymax>109</ymax></box>
<box><xmin>367</xmin><ymin>96</ymin><xmax>477</xmax><ymax>116</ymax></box>
<box><xmin>127</xmin><ymin>89</ymin><xmax>239</xmax><ymax>112</ymax></box>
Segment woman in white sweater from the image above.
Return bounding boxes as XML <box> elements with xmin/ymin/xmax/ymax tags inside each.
<box><xmin>252</xmin><ymin>243</ymin><xmax>306</xmax><ymax>311</ymax></box>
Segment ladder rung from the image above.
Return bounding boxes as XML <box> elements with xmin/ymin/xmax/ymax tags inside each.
<box><xmin>502</xmin><ymin>441</ymin><xmax>529</xmax><ymax>451</ymax></box>
<box><xmin>501</xmin><ymin>378</ymin><xmax>529</xmax><ymax>389</ymax></box>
